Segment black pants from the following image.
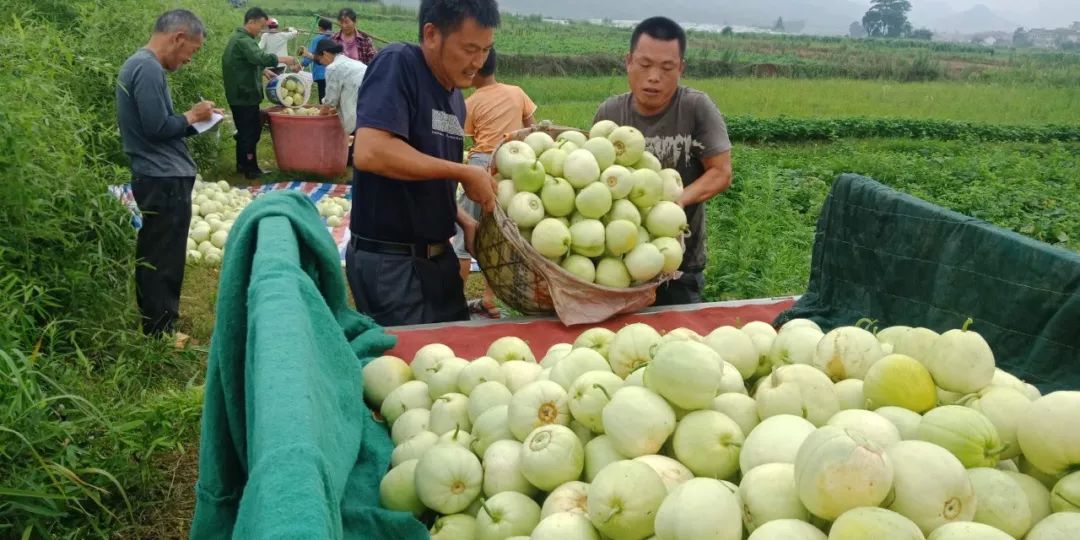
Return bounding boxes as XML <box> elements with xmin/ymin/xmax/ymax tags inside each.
<box><xmin>653</xmin><ymin>270</ymin><xmax>705</xmax><ymax>307</ymax></box>
<box><xmin>345</xmin><ymin>242</ymin><xmax>469</xmax><ymax>327</ymax></box>
<box><xmin>131</xmin><ymin>175</ymin><xmax>194</xmax><ymax>335</ymax></box>
<box><xmin>231</xmin><ymin>104</ymin><xmax>263</xmax><ymax>174</ymax></box>
<box><xmin>315</xmin><ymin>79</ymin><xmax>327</xmax><ymax>101</ymax></box>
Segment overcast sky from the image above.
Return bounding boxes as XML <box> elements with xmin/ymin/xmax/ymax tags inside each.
<box><xmin>934</xmin><ymin>0</ymin><xmax>1027</xmax><ymax>8</ymax></box>
<box><xmin>389</xmin><ymin>0</ymin><xmax>1080</xmax><ymax>33</ymax></box>
<box><xmin>915</xmin><ymin>0</ymin><xmax>1080</xmax><ymax>20</ymax></box>
<box><xmin>916</xmin><ymin>0</ymin><xmax>1080</xmax><ymax>28</ymax></box>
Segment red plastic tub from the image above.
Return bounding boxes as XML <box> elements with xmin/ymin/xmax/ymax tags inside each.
<box><xmin>267</xmin><ymin>105</ymin><xmax>348</xmax><ymax>178</ymax></box>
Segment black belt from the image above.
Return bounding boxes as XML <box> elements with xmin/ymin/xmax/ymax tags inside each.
<box><xmin>351</xmin><ymin>235</ymin><xmax>448</xmax><ymax>259</ymax></box>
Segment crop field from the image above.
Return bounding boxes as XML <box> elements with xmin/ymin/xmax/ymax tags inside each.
<box><xmin>513</xmin><ymin>76</ymin><xmax>1080</xmax><ymax>128</ymax></box>
<box><xmin>266</xmin><ymin>1</ymin><xmax>1080</xmax><ymax>83</ymax></box>
<box><xmin>3</xmin><ymin>0</ymin><xmax>1080</xmax><ymax>537</ymax></box>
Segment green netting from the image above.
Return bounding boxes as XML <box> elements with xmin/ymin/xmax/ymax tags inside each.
<box><xmin>776</xmin><ymin>174</ymin><xmax>1080</xmax><ymax>392</ymax></box>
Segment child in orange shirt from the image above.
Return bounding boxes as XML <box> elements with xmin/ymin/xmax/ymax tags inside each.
<box><xmin>452</xmin><ymin>48</ymin><xmax>536</xmax><ymax>318</ymax></box>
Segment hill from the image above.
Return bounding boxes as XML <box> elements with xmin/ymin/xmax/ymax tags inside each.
<box><xmin>386</xmin><ymin>0</ymin><xmax>867</xmax><ymax>35</ymax></box>
<box><xmin>931</xmin><ymin>4</ymin><xmax>1018</xmax><ymax>33</ymax></box>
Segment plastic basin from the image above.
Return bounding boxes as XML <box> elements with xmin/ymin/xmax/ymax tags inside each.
<box><xmin>267</xmin><ymin>105</ymin><xmax>348</xmax><ymax>178</ymax></box>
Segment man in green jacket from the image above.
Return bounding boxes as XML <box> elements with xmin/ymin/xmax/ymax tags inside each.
<box><xmin>223</xmin><ymin>7</ymin><xmax>297</xmax><ymax>179</ymax></box>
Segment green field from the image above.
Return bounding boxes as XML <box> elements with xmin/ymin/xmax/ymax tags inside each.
<box><xmin>4</xmin><ymin>0</ymin><xmax>1080</xmax><ymax>537</ymax></box>
<box><xmin>708</xmin><ymin>139</ymin><xmax>1080</xmax><ymax>301</ymax></box>
<box><xmin>511</xmin><ymin>77</ymin><xmax>1080</xmax><ymax>128</ymax></box>
<box><xmin>265</xmin><ymin>1</ymin><xmax>1080</xmax><ymax>83</ymax></box>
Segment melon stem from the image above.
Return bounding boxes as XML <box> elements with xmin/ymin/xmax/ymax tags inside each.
<box><xmin>592</xmin><ymin>384</ymin><xmax>612</xmax><ymax>400</ymax></box>
<box><xmin>601</xmin><ymin>507</ymin><xmax>620</xmax><ymax>523</ymax></box>
<box><xmin>956</xmin><ymin>393</ymin><xmax>979</xmax><ymax>406</ymax></box>
<box><xmin>987</xmin><ymin>444</ymin><xmax>1009</xmax><ymax>459</ymax></box>
<box><xmin>1057</xmin><ymin>492</ymin><xmax>1080</xmax><ymax>509</ymax></box>
<box><xmin>961</xmin><ymin>317</ymin><xmax>975</xmax><ymax>331</ymax></box>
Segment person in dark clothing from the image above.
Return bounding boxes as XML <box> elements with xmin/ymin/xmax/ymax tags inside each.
<box><xmin>221</xmin><ymin>7</ymin><xmax>297</xmax><ymax>179</ymax></box>
<box><xmin>116</xmin><ymin>9</ymin><xmax>221</xmax><ymax>336</ymax></box>
<box><xmin>346</xmin><ymin>0</ymin><xmax>500</xmax><ymax>327</ymax></box>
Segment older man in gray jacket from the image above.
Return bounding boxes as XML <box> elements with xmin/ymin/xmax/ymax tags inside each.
<box><xmin>117</xmin><ymin>9</ymin><xmax>220</xmax><ymax>337</ymax></box>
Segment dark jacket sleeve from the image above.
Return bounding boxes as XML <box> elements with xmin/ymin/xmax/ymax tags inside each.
<box><xmin>131</xmin><ymin>62</ymin><xmax>191</xmax><ymax>142</ymax></box>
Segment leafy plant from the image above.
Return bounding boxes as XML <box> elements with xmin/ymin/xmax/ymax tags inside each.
<box><xmin>0</xmin><ymin>0</ymin><xmax>231</xmax><ymax>537</ymax></box>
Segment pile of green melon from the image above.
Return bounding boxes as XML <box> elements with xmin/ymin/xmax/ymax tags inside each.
<box><xmin>368</xmin><ymin>318</ymin><xmax>1080</xmax><ymax>540</ymax></box>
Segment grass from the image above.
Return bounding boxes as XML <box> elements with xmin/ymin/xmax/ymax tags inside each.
<box><xmin>512</xmin><ymin>77</ymin><xmax>1080</xmax><ymax>129</ymax></box>
<box><xmin>705</xmin><ymin>139</ymin><xmax>1080</xmax><ymax>301</ymax></box>
<box><xmin>5</xmin><ymin>0</ymin><xmax>1080</xmax><ymax>536</ymax></box>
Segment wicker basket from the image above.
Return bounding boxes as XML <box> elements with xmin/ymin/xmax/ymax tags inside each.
<box><xmin>474</xmin><ymin>123</ymin><xmax>680</xmax><ymax>326</ymax></box>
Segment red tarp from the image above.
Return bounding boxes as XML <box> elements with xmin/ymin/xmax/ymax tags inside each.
<box><xmin>386</xmin><ymin>297</ymin><xmax>797</xmax><ymax>363</ymax></box>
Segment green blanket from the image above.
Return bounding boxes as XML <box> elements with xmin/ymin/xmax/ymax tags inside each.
<box><xmin>189</xmin><ymin>190</ymin><xmax>428</xmax><ymax>539</ymax></box>
<box><xmin>776</xmin><ymin>174</ymin><xmax>1080</xmax><ymax>392</ymax></box>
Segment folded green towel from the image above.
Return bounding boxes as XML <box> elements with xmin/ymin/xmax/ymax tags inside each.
<box><xmin>189</xmin><ymin>190</ymin><xmax>428</xmax><ymax>539</ymax></box>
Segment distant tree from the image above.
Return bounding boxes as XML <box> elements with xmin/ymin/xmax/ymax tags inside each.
<box><xmin>721</xmin><ymin>26</ymin><xmax>734</xmax><ymax>36</ymax></box>
<box><xmin>862</xmin><ymin>0</ymin><xmax>913</xmax><ymax>38</ymax></box>
<box><xmin>849</xmin><ymin>20</ymin><xmax>866</xmax><ymax>38</ymax></box>
<box><xmin>910</xmin><ymin>28</ymin><xmax>933</xmax><ymax>40</ymax></box>
<box><xmin>774</xmin><ymin>17</ymin><xmax>785</xmax><ymax>32</ymax></box>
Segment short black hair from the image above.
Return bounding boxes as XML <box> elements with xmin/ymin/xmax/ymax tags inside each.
<box><xmin>418</xmin><ymin>0</ymin><xmax>501</xmax><ymax>41</ymax></box>
<box><xmin>244</xmin><ymin>7</ymin><xmax>268</xmax><ymax>24</ymax></box>
<box><xmin>631</xmin><ymin>16</ymin><xmax>686</xmax><ymax>58</ymax></box>
<box><xmin>338</xmin><ymin>8</ymin><xmax>357</xmax><ymax>22</ymax></box>
<box><xmin>478</xmin><ymin>47</ymin><xmax>497</xmax><ymax>76</ymax></box>
<box><xmin>154</xmin><ymin>9</ymin><xmax>206</xmax><ymax>38</ymax></box>
<box><xmin>315</xmin><ymin>39</ymin><xmax>344</xmax><ymax>56</ymax></box>
<box><xmin>318</xmin><ymin>19</ymin><xmax>333</xmax><ymax>31</ymax></box>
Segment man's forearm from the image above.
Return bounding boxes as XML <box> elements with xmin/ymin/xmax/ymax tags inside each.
<box><xmin>679</xmin><ymin>167</ymin><xmax>732</xmax><ymax>207</ymax></box>
<box><xmin>456</xmin><ymin>205</ymin><xmax>478</xmax><ymax>230</ymax></box>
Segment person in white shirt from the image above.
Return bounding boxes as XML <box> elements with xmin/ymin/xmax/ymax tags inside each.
<box><xmin>313</xmin><ymin>39</ymin><xmax>367</xmax><ymax>165</ymax></box>
<box><xmin>258</xmin><ymin>18</ymin><xmax>297</xmax><ymax>71</ymax></box>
